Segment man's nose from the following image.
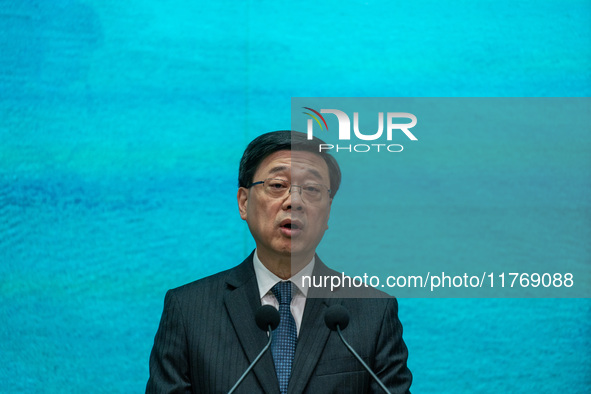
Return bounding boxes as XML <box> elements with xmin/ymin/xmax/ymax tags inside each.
<box><xmin>285</xmin><ymin>184</ymin><xmax>304</xmax><ymax>209</ymax></box>
<box><xmin>289</xmin><ymin>184</ymin><xmax>303</xmax><ymax>196</ymax></box>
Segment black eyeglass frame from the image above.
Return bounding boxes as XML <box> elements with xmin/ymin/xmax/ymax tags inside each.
<box><xmin>247</xmin><ymin>178</ymin><xmax>332</xmax><ymax>200</ymax></box>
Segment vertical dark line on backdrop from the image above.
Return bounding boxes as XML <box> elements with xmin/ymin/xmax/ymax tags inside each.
<box><xmin>243</xmin><ymin>0</ymin><xmax>251</xmax><ymax>257</ymax></box>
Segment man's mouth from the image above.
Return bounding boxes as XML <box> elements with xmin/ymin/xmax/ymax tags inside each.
<box><xmin>279</xmin><ymin>219</ymin><xmax>303</xmax><ymax>236</ymax></box>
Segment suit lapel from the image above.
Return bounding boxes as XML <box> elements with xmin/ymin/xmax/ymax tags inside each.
<box><xmin>288</xmin><ymin>259</ymin><xmax>340</xmax><ymax>394</ymax></box>
<box><xmin>288</xmin><ymin>297</ymin><xmax>332</xmax><ymax>393</ymax></box>
<box><xmin>224</xmin><ymin>255</ymin><xmax>280</xmax><ymax>394</ymax></box>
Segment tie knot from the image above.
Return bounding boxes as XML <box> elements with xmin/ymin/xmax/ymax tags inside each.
<box><xmin>272</xmin><ymin>281</ymin><xmax>293</xmax><ymax>305</ymax></box>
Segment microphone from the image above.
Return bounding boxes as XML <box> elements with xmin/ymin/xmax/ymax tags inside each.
<box><xmin>227</xmin><ymin>305</ymin><xmax>280</xmax><ymax>394</ymax></box>
<box><xmin>324</xmin><ymin>305</ymin><xmax>392</xmax><ymax>394</ymax></box>
<box><xmin>255</xmin><ymin>304</ymin><xmax>281</xmax><ymax>331</ymax></box>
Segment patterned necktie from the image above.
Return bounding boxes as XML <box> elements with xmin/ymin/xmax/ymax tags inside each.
<box><xmin>271</xmin><ymin>281</ymin><xmax>297</xmax><ymax>394</ymax></box>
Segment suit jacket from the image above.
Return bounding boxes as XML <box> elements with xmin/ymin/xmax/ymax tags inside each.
<box><xmin>146</xmin><ymin>252</ymin><xmax>412</xmax><ymax>393</ymax></box>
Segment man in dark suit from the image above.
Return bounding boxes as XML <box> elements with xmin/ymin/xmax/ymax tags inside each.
<box><xmin>147</xmin><ymin>131</ymin><xmax>412</xmax><ymax>393</ymax></box>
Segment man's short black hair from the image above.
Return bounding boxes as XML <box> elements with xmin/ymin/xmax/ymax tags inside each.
<box><xmin>238</xmin><ymin>130</ymin><xmax>341</xmax><ymax>198</ymax></box>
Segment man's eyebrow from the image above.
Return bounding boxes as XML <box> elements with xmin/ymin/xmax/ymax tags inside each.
<box><xmin>303</xmin><ymin>167</ymin><xmax>324</xmax><ymax>181</ymax></box>
<box><xmin>267</xmin><ymin>165</ymin><xmax>289</xmax><ymax>175</ymax></box>
<box><xmin>267</xmin><ymin>165</ymin><xmax>326</xmax><ymax>182</ymax></box>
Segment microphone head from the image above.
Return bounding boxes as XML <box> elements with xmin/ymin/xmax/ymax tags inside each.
<box><xmin>255</xmin><ymin>305</ymin><xmax>280</xmax><ymax>332</ymax></box>
<box><xmin>324</xmin><ymin>304</ymin><xmax>350</xmax><ymax>331</ymax></box>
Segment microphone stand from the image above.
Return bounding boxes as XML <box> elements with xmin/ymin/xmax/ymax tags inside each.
<box><xmin>336</xmin><ymin>325</ymin><xmax>392</xmax><ymax>394</ymax></box>
<box><xmin>227</xmin><ymin>324</ymin><xmax>274</xmax><ymax>394</ymax></box>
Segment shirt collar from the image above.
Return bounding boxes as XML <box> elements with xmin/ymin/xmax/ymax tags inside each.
<box><xmin>253</xmin><ymin>249</ymin><xmax>315</xmax><ymax>299</ymax></box>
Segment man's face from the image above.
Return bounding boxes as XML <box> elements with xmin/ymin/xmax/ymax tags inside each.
<box><xmin>237</xmin><ymin>150</ymin><xmax>332</xmax><ymax>267</ymax></box>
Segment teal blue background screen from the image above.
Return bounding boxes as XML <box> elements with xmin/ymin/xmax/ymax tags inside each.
<box><xmin>1</xmin><ymin>0</ymin><xmax>590</xmax><ymax>392</ymax></box>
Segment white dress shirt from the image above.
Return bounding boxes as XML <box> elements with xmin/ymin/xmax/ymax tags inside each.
<box><xmin>252</xmin><ymin>249</ymin><xmax>315</xmax><ymax>336</ymax></box>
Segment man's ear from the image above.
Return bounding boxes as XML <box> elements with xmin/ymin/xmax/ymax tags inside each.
<box><xmin>325</xmin><ymin>197</ymin><xmax>333</xmax><ymax>230</ymax></box>
<box><xmin>237</xmin><ymin>187</ymin><xmax>249</xmax><ymax>220</ymax></box>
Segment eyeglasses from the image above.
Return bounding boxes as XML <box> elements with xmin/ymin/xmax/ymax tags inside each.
<box><xmin>247</xmin><ymin>178</ymin><xmax>331</xmax><ymax>202</ymax></box>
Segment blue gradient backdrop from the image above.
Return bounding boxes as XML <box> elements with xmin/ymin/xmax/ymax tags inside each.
<box><xmin>1</xmin><ymin>0</ymin><xmax>590</xmax><ymax>392</ymax></box>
